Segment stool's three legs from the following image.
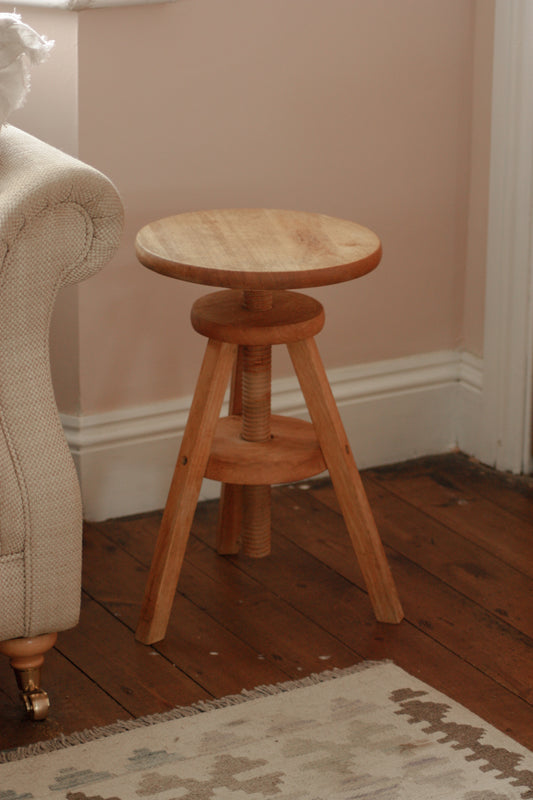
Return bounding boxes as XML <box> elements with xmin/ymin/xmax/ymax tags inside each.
<box><xmin>136</xmin><ymin>339</ymin><xmax>237</xmax><ymax>645</ymax></box>
<box><xmin>136</xmin><ymin>289</ymin><xmax>403</xmax><ymax>646</ymax></box>
<box><xmin>288</xmin><ymin>337</ymin><xmax>403</xmax><ymax>623</ymax></box>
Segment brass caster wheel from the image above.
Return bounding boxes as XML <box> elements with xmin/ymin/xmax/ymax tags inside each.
<box><xmin>0</xmin><ymin>633</ymin><xmax>57</xmax><ymax>721</ymax></box>
<box><xmin>22</xmin><ymin>689</ymin><xmax>50</xmax><ymax>721</ymax></box>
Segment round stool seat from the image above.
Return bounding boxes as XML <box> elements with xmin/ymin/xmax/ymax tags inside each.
<box><xmin>191</xmin><ymin>290</ymin><xmax>325</xmax><ymax>345</ymax></box>
<box><xmin>136</xmin><ymin>208</ymin><xmax>382</xmax><ymax>290</ymax></box>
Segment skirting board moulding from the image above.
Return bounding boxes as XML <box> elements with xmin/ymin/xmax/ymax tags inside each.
<box><xmin>61</xmin><ymin>349</ymin><xmax>483</xmax><ymax>522</ymax></box>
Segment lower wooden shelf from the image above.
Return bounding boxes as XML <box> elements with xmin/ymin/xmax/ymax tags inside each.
<box><xmin>205</xmin><ymin>414</ymin><xmax>327</xmax><ymax>485</ymax></box>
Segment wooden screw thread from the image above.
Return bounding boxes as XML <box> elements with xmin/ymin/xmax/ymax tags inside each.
<box><xmin>242</xmin><ymin>484</ymin><xmax>271</xmax><ymax>557</ymax></box>
<box><xmin>241</xmin><ymin>345</ymin><xmax>271</xmax><ymax>442</ymax></box>
<box><xmin>241</xmin><ymin>289</ymin><xmax>272</xmax><ymax>442</ymax></box>
<box><xmin>241</xmin><ymin>344</ymin><xmax>272</xmax><ymax>556</ymax></box>
<box><xmin>240</xmin><ymin>290</ymin><xmax>273</xmax><ymax>556</ymax></box>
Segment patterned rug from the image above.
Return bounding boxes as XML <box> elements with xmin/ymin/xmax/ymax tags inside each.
<box><xmin>0</xmin><ymin>661</ymin><xmax>532</xmax><ymax>800</ymax></box>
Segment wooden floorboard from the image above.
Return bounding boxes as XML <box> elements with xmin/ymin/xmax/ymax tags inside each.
<box><xmin>0</xmin><ymin>452</ymin><xmax>532</xmax><ymax>754</ymax></box>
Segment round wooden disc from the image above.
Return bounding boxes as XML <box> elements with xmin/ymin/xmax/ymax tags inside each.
<box><xmin>136</xmin><ymin>208</ymin><xmax>382</xmax><ymax>290</ymax></box>
<box><xmin>205</xmin><ymin>415</ymin><xmax>327</xmax><ymax>485</ymax></box>
<box><xmin>191</xmin><ymin>290</ymin><xmax>325</xmax><ymax>344</ymax></box>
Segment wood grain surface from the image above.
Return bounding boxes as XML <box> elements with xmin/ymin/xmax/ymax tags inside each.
<box><xmin>2</xmin><ymin>455</ymin><xmax>532</xmax><ymax>752</ymax></box>
<box><xmin>136</xmin><ymin>209</ymin><xmax>382</xmax><ymax>290</ymax></box>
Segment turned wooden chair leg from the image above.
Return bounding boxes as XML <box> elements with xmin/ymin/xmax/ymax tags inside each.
<box><xmin>136</xmin><ymin>338</ymin><xmax>237</xmax><ymax>645</ymax></box>
<box><xmin>288</xmin><ymin>337</ymin><xmax>404</xmax><ymax>624</ymax></box>
<box><xmin>0</xmin><ymin>632</ymin><xmax>57</xmax><ymax>720</ymax></box>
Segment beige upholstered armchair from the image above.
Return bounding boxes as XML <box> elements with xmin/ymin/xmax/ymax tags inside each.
<box><xmin>0</xmin><ymin>125</ymin><xmax>123</xmax><ymax>719</ymax></box>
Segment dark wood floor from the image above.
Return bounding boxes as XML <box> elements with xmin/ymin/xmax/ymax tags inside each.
<box><xmin>1</xmin><ymin>452</ymin><xmax>532</xmax><ymax>754</ymax></box>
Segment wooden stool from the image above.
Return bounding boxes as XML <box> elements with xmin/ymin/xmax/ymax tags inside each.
<box><xmin>135</xmin><ymin>209</ymin><xmax>404</xmax><ymax>644</ymax></box>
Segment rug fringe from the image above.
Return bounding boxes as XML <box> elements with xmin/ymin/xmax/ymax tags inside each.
<box><xmin>0</xmin><ymin>659</ymin><xmax>392</xmax><ymax>763</ymax></box>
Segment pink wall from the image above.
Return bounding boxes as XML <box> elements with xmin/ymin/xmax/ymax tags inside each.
<box><xmin>464</xmin><ymin>1</ymin><xmax>494</xmax><ymax>357</ymax></box>
<box><xmin>0</xmin><ymin>7</ymin><xmax>82</xmax><ymax>412</ymax></box>
<box><xmin>7</xmin><ymin>8</ymin><xmax>78</xmax><ymax>156</ymax></box>
<box><xmin>7</xmin><ymin>0</ymin><xmax>494</xmax><ymax>415</ymax></box>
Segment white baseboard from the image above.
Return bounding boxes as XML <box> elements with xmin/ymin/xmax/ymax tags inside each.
<box><xmin>62</xmin><ymin>349</ymin><xmax>483</xmax><ymax>521</ymax></box>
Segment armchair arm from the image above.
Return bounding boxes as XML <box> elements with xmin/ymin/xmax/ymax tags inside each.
<box><xmin>0</xmin><ymin>125</ymin><xmax>123</xmax><ymax>640</ymax></box>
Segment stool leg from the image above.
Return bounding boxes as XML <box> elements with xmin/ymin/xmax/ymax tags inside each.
<box><xmin>136</xmin><ymin>338</ymin><xmax>237</xmax><ymax>644</ymax></box>
<box><xmin>216</xmin><ymin>347</ymin><xmax>244</xmax><ymax>555</ymax></box>
<box><xmin>288</xmin><ymin>337</ymin><xmax>404</xmax><ymax>624</ymax></box>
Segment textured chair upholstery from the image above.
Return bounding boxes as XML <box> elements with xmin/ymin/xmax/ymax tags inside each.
<box><xmin>0</xmin><ymin>125</ymin><xmax>123</xmax><ymax>716</ymax></box>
